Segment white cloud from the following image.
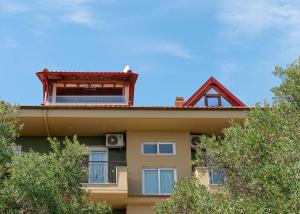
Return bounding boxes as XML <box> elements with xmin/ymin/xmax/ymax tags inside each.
<box><xmin>62</xmin><ymin>11</ymin><xmax>103</xmax><ymax>28</ymax></box>
<box><xmin>150</xmin><ymin>41</ymin><xmax>192</xmax><ymax>59</ymax></box>
<box><xmin>0</xmin><ymin>0</ymin><xmax>28</xmax><ymax>13</ymax></box>
<box><xmin>110</xmin><ymin>38</ymin><xmax>192</xmax><ymax>59</ymax></box>
<box><xmin>36</xmin><ymin>0</ymin><xmax>104</xmax><ymax>28</ymax></box>
<box><xmin>217</xmin><ymin>0</ymin><xmax>300</xmax><ymax>60</ymax></box>
<box><xmin>0</xmin><ymin>0</ymin><xmax>107</xmax><ymax>28</ymax></box>
<box><xmin>218</xmin><ymin>0</ymin><xmax>300</xmax><ymax>38</ymax></box>
<box><xmin>0</xmin><ymin>37</ymin><xmax>18</xmax><ymax>49</ymax></box>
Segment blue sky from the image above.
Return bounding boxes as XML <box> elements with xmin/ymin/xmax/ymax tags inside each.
<box><xmin>0</xmin><ymin>0</ymin><xmax>299</xmax><ymax>106</ymax></box>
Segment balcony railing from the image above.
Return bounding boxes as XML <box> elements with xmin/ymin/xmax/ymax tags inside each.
<box><xmin>48</xmin><ymin>96</ymin><xmax>127</xmax><ymax>104</ymax></box>
<box><xmin>82</xmin><ymin>161</ymin><xmax>127</xmax><ymax>184</ymax></box>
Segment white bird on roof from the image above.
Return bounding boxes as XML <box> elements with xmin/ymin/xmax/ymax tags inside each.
<box><xmin>123</xmin><ymin>65</ymin><xmax>130</xmax><ymax>73</ymax></box>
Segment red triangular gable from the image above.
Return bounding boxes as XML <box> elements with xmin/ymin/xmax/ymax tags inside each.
<box><xmin>183</xmin><ymin>77</ymin><xmax>245</xmax><ymax>107</ymax></box>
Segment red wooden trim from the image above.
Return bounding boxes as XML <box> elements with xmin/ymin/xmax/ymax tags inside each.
<box><xmin>204</xmin><ymin>94</ymin><xmax>221</xmax><ymax>106</ymax></box>
<box><xmin>36</xmin><ymin>69</ymin><xmax>138</xmax><ymax>106</ymax></box>
<box><xmin>183</xmin><ymin>77</ymin><xmax>245</xmax><ymax>107</ymax></box>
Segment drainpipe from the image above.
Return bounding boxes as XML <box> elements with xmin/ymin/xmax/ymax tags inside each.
<box><xmin>43</xmin><ymin>109</ymin><xmax>51</xmax><ymax>137</ymax></box>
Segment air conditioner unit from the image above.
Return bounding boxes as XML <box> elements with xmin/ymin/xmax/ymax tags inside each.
<box><xmin>106</xmin><ymin>134</ymin><xmax>124</xmax><ymax>148</ymax></box>
<box><xmin>190</xmin><ymin>135</ymin><xmax>202</xmax><ymax>148</ymax></box>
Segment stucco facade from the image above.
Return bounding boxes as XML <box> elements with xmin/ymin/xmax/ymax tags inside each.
<box><xmin>15</xmin><ymin>70</ymin><xmax>249</xmax><ymax>213</ymax></box>
<box><xmin>126</xmin><ymin>130</ymin><xmax>192</xmax><ymax>195</ymax></box>
<box><xmin>17</xmin><ymin>107</ymin><xmax>248</xmax><ymax>213</ymax></box>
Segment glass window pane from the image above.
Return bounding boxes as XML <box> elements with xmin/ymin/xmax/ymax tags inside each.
<box><xmin>90</xmin><ymin>151</ymin><xmax>106</xmax><ymax>161</ymax></box>
<box><xmin>207</xmin><ymin>97</ymin><xmax>219</xmax><ymax>106</ymax></box>
<box><xmin>144</xmin><ymin>170</ymin><xmax>158</xmax><ymax>194</ymax></box>
<box><xmin>160</xmin><ymin>170</ymin><xmax>175</xmax><ymax>194</ymax></box>
<box><xmin>89</xmin><ymin>162</ymin><xmax>108</xmax><ymax>183</ymax></box>
<box><xmin>209</xmin><ymin>169</ymin><xmax>225</xmax><ymax>185</ymax></box>
<box><xmin>143</xmin><ymin>144</ymin><xmax>157</xmax><ymax>154</ymax></box>
<box><xmin>159</xmin><ymin>144</ymin><xmax>174</xmax><ymax>154</ymax></box>
<box><xmin>89</xmin><ymin>151</ymin><xmax>108</xmax><ymax>183</ymax></box>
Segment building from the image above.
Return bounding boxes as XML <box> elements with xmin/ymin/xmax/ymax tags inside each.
<box><xmin>17</xmin><ymin>68</ymin><xmax>249</xmax><ymax>214</ymax></box>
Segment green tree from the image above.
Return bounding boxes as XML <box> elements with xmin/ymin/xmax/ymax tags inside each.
<box><xmin>154</xmin><ymin>177</ymin><xmax>226</xmax><ymax>214</ymax></box>
<box><xmin>155</xmin><ymin>57</ymin><xmax>300</xmax><ymax>214</ymax></box>
<box><xmin>0</xmin><ymin>102</ymin><xmax>112</xmax><ymax>213</ymax></box>
<box><xmin>0</xmin><ymin>101</ymin><xmax>21</xmax><ymax>180</ymax></box>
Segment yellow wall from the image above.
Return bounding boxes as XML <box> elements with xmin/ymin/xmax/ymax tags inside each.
<box><xmin>126</xmin><ymin>130</ymin><xmax>192</xmax><ymax>195</ymax></box>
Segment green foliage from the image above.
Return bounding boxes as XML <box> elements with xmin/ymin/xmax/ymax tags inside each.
<box><xmin>154</xmin><ymin>176</ymin><xmax>226</xmax><ymax>214</ymax></box>
<box><xmin>0</xmin><ymin>136</ymin><xmax>112</xmax><ymax>214</ymax></box>
<box><xmin>0</xmin><ymin>101</ymin><xmax>22</xmax><ymax>179</ymax></box>
<box><xmin>272</xmin><ymin>59</ymin><xmax>300</xmax><ymax>106</ymax></box>
<box><xmin>0</xmin><ymin>101</ymin><xmax>112</xmax><ymax>213</ymax></box>
<box><xmin>155</xmin><ymin>58</ymin><xmax>300</xmax><ymax>213</ymax></box>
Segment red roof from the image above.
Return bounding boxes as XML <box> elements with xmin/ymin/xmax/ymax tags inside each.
<box><xmin>183</xmin><ymin>77</ymin><xmax>245</xmax><ymax>107</ymax></box>
<box><xmin>36</xmin><ymin>68</ymin><xmax>138</xmax><ymax>83</ymax></box>
<box><xmin>36</xmin><ymin>68</ymin><xmax>139</xmax><ymax>106</ymax></box>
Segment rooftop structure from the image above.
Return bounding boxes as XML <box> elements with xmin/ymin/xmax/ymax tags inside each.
<box><xmin>36</xmin><ymin>69</ymin><xmax>245</xmax><ymax>108</ymax></box>
<box><xmin>36</xmin><ymin>69</ymin><xmax>138</xmax><ymax>106</ymax></box>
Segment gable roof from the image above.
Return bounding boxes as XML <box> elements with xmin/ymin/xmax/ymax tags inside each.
<box><xmin>183</xmin><ymin>77</ymin><xmax>246</xmax><ymax>107</ymax></box>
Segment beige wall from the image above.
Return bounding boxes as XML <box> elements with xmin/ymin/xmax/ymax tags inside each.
<box><xmin>126</xmin><ymin>205</ymin><xmax>154</xmax><ymax>214</ymax></box>
<box><xmin>126</xmin><ymin>130</ymin><xmax>192</xmax><ymax>195</ymax></box>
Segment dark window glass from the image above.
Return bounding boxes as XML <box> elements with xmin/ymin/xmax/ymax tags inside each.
<box><xmin>159</xmin><ymin>144</ymin><xmax>174</xmax><ymax>154</ymax></box>
<box><xmin>143</xmin><ymin>144</ymin><xmax>157</xmax><ymax>154</ymax></box>
<box><xmin>209</xmin><ymin>169</ymin><xmax>226</xmax><ymax>184</ymax></box>
<box><xmin>56</xmin><ymin>87</ymin><xmax>123</xmax><ymax>96</ymax></box>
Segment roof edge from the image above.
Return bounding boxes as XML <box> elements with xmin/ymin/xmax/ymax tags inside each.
<box><xmin>19</xmin><ymin>105</ymin><xmax>252</xmax><ymax>111</ymax></box>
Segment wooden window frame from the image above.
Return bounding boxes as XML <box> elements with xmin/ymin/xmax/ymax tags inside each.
<box><xmin>204</xmin><ymin>94</ymin><xmax>222</xmax><ymax>106</ymax></box>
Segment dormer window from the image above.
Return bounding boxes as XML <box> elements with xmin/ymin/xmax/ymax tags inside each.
<box><xmin>204</xmin><ymin>88</ymin><xmax>231</xmax><ymax>107</ymax></box>
<box><xmin>183</xmin><ymin>77</ymin><xmax>245</xmax><ymax>107</ymax></box>
<box><xmin>205</xmin><ymin>94</ymin><xmax>221</xmax><ymax>106</ymax></box>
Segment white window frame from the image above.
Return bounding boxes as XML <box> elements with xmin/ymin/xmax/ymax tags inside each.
<box><xmin>142</xmin><ymin>168</ymin><xmax>177</xmax><ymax>195</ymax></box>
<box><xmin>88</xmin><ymin>146</ymin><xmax>109</xmax><ymax>184</ymax></box>
<box><xmin>141</xmin><ymin>142</ymin><xmax>176</xmax><ymax>155</ymax></box>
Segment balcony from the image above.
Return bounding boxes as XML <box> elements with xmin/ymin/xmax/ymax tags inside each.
<box><xmin>82</xmin><ymin>161</ymin><xmax>128</xmax><ymax>209</ymax></box>
<box><xmin>48</xmin><ymin>96</ymin><xmax>128</xmax><ymax>105</ymax></box>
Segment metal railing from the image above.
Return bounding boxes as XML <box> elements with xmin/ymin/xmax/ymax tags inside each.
<box><xmin>48</xmin><ymin>96</ymin><xmax>127</xmax><ymax>104</ymax></box>
<box><xmin>82</xmin><ymin>161</ymin><xmax>127</xmax><ymax>184</ymax></box>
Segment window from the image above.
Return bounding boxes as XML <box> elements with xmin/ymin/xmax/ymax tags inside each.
<box><xmin>14</xmin><ymin>144</ymin><xmax>22</xmax><ymax>155</ymax></box>
<box><xmin>143</xmin><ymin>168</ymin><xmax>176</xmax><ymax>195</ymax></box>
<box><xmin>142</xmin><ymin>142</ymin><xmax>175</xmax><ymax>155</ymax></box>
<box><xmin>209</xmin><ymin>169</ymin><xmax>226</xmax><ymax>185</ymax></box>
<box><xmin>88</xmin><ymin>147</ymin><xmax>108</xmax><ymax>184</ymax></box>
<box><xmin>143</xmin><ymin>144</ymin><xmax>157</xmax><ymax>154</ymax></box>
<box><xmin>205</xmin><ymin>95</ymin><xmax>221</xmax><ymax>106</ymax></box>
<box><xmin>201</xmin><ymin>87</ymin><xmax>233</xmax><ymax>107</ymax></box>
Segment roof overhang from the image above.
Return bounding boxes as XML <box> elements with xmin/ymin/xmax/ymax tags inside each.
<box><xmin>36</xmin><ymin>69</ymin><xmax>138</xmax><ymax>84</ymax></box>
<box><xmin>19</xmin><ymin>106</ymin><xmax>249</xmax><ymax>136</ymax></box>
